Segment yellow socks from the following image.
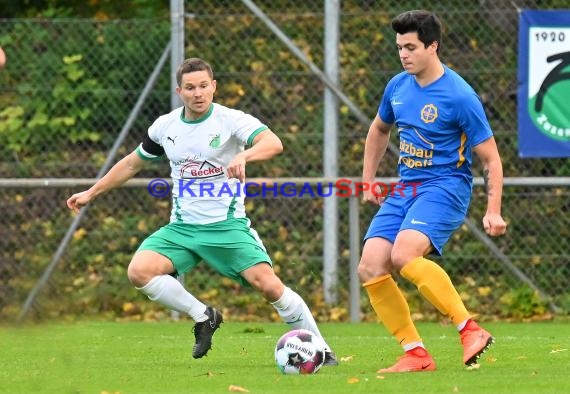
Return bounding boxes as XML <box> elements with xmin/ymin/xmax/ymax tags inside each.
<box><xmin>400</xmin><ymin>257</ymin><xmax>471</xmax><ymax>325</ymax></box>
<box><xmin>363</xmin><ymin>257</ymin><xmax>472</xmax><ymax>351</ymax></box>
<box><xmin>363</xmin><ymin>274</ymin><xmax>422</xmax><ymax>347</ymax></box>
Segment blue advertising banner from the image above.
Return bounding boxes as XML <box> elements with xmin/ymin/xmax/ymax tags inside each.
<box><xmin>518</xmin><ymin>10</ymin><xmax>570</xmax><ymax>158</ymax></box>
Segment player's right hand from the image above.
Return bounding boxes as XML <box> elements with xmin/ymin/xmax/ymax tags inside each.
<box><xmin>66</xmin><ymin>190</ymin><xmax>93</xmax><ymax>214</ymax></box>
<box><xmin>362</xmin><ymin>185</ymin><xmax>385</xmax><ymax>206</ymax></box>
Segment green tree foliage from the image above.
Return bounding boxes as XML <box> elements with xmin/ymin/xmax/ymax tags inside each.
<box><xmin>1</xmin><ymin>0</ymin><xmax>168</xmax><ymax>19</ymax></box>
<box><xmin>0</xmin><ymin>19</ymin><xmax>169</xmax><ymax>176</ymax></box>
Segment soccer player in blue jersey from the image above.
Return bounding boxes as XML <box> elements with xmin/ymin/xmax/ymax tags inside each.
<box><xmin>358</xmin><ymin>10</ymin><xmax>507</xmax><ymax>373</ymax></box>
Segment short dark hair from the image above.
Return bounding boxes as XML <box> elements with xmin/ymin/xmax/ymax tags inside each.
<box><xmin>391</xmin><ymin>10</ymin><xmax>442</xmax><ymax>53</ymax></box>
<box><xmin>176</xmin><ymin>58</ymin><xmax>214</xmax><ymax>86</ymax></box>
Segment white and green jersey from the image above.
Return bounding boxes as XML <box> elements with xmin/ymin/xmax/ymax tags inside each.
<box><xmin>136</xmin><ymin>103</ymin><xmax>268</xmax><ymax>224</ymax></box>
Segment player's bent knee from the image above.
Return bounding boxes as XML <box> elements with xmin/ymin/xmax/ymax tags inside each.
<box><xmin>357</xmin><ymin>258</ymin><xmax>390</xmax><ymax>283</ymax></box>
<box><xmin>357</xmin><ymin>263</ymin><xmax>373</xmax><ymax>283</ymax></box>
<box><xmin>127</xmin><ymin>262</ymin><xmax>148</xmax><ymax>287</ymax></box>
<box><xmin>253</xmin><ymin>276</ymin><xmax>284</xmax><ymax>301</ymax></box>
<box><xmin>264</xmin><ymin>287</ymin><xmax>284</xmax><ymax>302</ymax></box>
<box><xmin>127</xmin><ymin>260</ymin><xmax>158</xmax><ymax>287</ymax></box>
<box><xmin>390</xmin><ymin>248</ymin><xmax>419</xmax><ymax>271</ymax></box>
<box><xmin>390</xmin><ymin>252</ymin><xmax>408</xmax><ymax>271</ymax></box>
<box><xmin>242</xmin><ymin>262</ymin><xmax>283</xmax><ymax>299</ymax></box>
<box><xmin>127</xmin><ymin>251</ymin><xmax>176</xmax><ymax>287</ymax></box>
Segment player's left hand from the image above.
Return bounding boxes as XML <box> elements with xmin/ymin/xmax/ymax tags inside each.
<box><xmin>227</xmin><ymin>155</ymin><xmax>247</xmax><ymax>183</ymax></box>
<box><xmin>482</xmin><ymin>212</ymin><xmax>507</xmax><ymax>236</ymax></box>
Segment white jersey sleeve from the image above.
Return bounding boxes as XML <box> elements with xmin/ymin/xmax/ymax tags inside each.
<box><xmin>225</xmin><ymin>108</ymin><xmax>268</xmax><ymax>145</ymax></box>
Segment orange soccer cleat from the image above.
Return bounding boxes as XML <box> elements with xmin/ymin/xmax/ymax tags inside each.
<box><xmin>377</xmin><ymin>347</ymin><xmax>436</xmax><ymax>373</ymax></box>
<box><xmin>460</xmin><ymin>320</ymin><xmax>494</xmax><ymax>366</ymax></box>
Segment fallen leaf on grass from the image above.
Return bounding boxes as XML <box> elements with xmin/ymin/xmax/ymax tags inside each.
<box><xmin>347</xmin><ymin>377</ymin><xmax>360</xmax><ymax>384</ymax></box>
<box><xmin>228</xmin><ymin>385</ymin><xmax>250</xmax><ymax>392</ymax></box>
<box><xmin>340</xmin><ymin>355</ymin><xmax>353</xmax><ymax>362</ymax></box>
<box><xmin>194</xmin><ymin>371</ymin><xmax>223</xmax><ymax>377</ymax></box>
<box><xmin>550</xmin><ymin>348</ymin><xmax>568</xmax><ymax>354</ymax></box>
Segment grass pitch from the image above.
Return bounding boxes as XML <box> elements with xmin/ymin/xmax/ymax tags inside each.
<box><xmin>1</xmin><ymin>321</ymin><xmax>568</xmax><ymax>393</ymax></box>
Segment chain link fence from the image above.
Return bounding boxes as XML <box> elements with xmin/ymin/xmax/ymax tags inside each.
<box><xmin>1</xmin><ymin>0</ymin><xmax>569</xmax><ymax>322</ymax></box>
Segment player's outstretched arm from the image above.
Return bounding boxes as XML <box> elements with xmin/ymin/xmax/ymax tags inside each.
<box><xmin>226</xmin><ymin>129</ymin><xmax>283</xmax><ymax>183</ymax></box>
<box><xmin>66</xmin><ymin>151</ymin><xmax>146</xmax><ymax>213</ymax></box>
<box><xmin>473</xmin><ymin>136</ymin><xmax>507</xmax><ymax>236</ymax></box>
<box><xmin>362</xmin><ymin>115</ymin><xmax>392</xmax><ymax>205</ymax></box>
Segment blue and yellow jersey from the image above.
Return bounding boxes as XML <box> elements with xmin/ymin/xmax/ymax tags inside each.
<box><xmin>378</xmin><ymin>65</ymin><xmax>493</xmax><ymax>203</ymax></box>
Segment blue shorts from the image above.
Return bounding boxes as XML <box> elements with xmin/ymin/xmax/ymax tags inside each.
<box><xmin>364</xmin><ymin>185</ymin><xmax>469</xmax><ymax>255</ymax></box>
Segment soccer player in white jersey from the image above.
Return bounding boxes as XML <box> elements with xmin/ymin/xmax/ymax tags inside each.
<box><xmin>67</xmin><ymin>58</ymin><xmax>338</xmax><ymax>365</ymax></box>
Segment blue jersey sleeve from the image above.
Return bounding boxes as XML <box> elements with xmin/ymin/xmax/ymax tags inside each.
<box><xmin>377</xmin><ymin>76</ymin><xmax>399</xmax><ymax>124</ymax></box>
<box><xmin>458</xmin><ymin>91</ymin><xmax>493</xmax><ymax>147</ymax></box>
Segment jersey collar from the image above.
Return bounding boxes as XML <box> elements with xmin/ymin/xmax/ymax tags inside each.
<box><xmin>180</xmin><ymin>103</ymin><xmax>214</xmax><ymax>124</ymax></box>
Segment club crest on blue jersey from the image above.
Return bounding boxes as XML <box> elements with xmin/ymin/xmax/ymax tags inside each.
<box><xmin>421</xmin><ymin>104</ymin><xmax>438</xmax><ymax>123</ymax></box>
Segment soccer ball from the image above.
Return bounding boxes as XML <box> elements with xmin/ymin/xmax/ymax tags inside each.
<box><xmin>274</xmin><ymin>329</ymin><xmax>325</xmax><ymax>375</ymax></box>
